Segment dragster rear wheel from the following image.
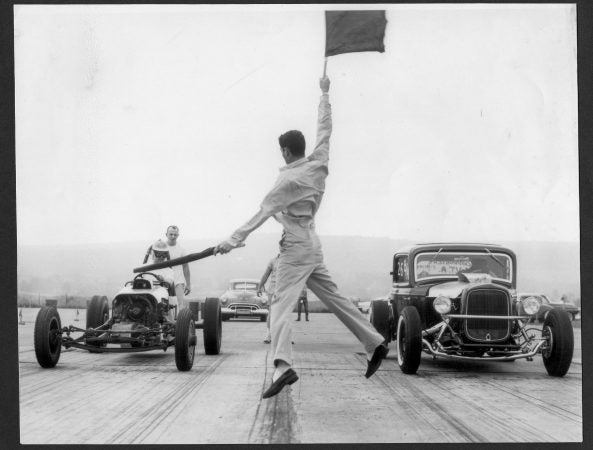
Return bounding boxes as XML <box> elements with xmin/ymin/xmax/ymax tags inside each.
<box><xmin>203</xmin><ymin>297</ymin><xmax>222</xmax><ymax>355</ymax></box>
<box><xmin>34</xmin><ymin>306</ymin><xmax>62</xmax><ymax>368</ymax></box>
<box><xmin>175</xmin><ymin>308</ymin><xmax>196</xmax><ymax>371</ymax></box>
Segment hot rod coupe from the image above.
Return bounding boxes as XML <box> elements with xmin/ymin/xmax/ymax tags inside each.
<box><xmin>370</xmin><ymin>243</ymin><xmax>574</xmax><ymax>377</ymax></box>
<box><xmin>34</xmin><ymin>248</ymin><xmax>222</xmax><ymax>372</ymax></box>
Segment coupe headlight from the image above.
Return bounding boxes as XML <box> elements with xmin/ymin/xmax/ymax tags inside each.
<box><xmin>433</xmin><ymin>296</ymin><xmax>452</xmax><ymax>314</ymax></box>
<box><xmin>261</xmin><ymin>298</ymin><xmax>268</xmax><ymax>305</ymax></box>
<box><xmin>221</xmin><ymin>298</ymin><xmax>227</xmax><ymax>304</ymax></box>
<box><xmin>521</xmin><ymin>296</ymin><xmax>541</xmax><ymax>315</ymax></box>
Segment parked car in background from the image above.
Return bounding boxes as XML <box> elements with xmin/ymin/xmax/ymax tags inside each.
<box><xmin>516</xmin><ymin>293</ymin><xmax>580</xmax><ymax>322</ymax></box>
<box><xmin>220</xmin><ymin>278</ymin><xmax>269</xmax><ymax>322</ymax></box>
<box><xmin>369</xmin><ymin>243</ymin><xmax>574</xmax><ymax>377</ymax></box>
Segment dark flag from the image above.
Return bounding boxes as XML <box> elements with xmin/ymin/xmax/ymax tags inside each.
<box><xmin>325</xmin><ymin>10</ymin><xmax>387</xmax><ymax>57</ymax></box>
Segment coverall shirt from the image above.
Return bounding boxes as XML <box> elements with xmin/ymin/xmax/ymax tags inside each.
<box><xmin>225</xmin><ymin>93</ymin><xmax>384</xmax><ymax>366</ymax></box>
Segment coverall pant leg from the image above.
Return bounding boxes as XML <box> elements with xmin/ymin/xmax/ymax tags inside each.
<box><xmin>270</xmin><ymin>259</ymin><xmax>316</xmax><ymax>366</ymax></box>
<box><xmin>271</xmin><ymin>259</ymin><xmax>386</xmax><ymax>366</ymax></box>
<box><xmin>297</xmin><ymin>298</ymin><xmax>309</xmax><ymax>319</ymax></box>
<box><xmin>306</xmin><ymin>263</ymin><xmax>385</xmax><ymax>355</ymax></box>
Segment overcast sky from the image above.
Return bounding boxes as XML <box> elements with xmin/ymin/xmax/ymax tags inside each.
<box><xmin>14</xmin><ymin>4</ymin><xmax>578</xmax><ymax>247</ymax></box>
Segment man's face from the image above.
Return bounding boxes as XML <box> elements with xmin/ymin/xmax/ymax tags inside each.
<box><xmin>166</xmin><ymin>227</ymin><xmax>179</xmax><ymax>243</ymax></box>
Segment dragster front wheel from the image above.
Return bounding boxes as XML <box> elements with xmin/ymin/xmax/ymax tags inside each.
<box><xmin>175</xmin><ymin>308</ymin><xmax>196</xmax><ymax>371</ymax></box>
<box><xmin>34</xmin><ymin>306</ymin><xmax>62</xmax><ymax>368</ymax></box>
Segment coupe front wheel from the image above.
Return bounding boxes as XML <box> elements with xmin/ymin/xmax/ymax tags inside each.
<box><xmin>542</xmin><ymin>309</ymin><xmax>573</xmax><ymax>377</ymax></box>
<box><xmin>370</xmin><ymin>300</ymin><xmax>391</xmax><ymax>343</ymax></box>
<box><xmin>396</xmin><ymin>306</ymin><xmax>422</xmax><ymax>374</ymax></box>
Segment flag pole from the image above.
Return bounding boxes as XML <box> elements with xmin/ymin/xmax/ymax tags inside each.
<box><xmin>323</xmin><ymin>57</ymin><xmax>328</xmax><ymax>77</ymax></box>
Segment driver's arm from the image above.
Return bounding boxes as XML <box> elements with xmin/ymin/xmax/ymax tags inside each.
<box><xmin>182</xmin><ymin>263</ymin><xmax>191</xmax><ymax>293</ymax></box>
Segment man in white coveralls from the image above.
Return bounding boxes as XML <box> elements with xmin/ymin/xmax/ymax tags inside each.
<box><xmin>214</xmin><ymin>75</ymin><xmax>388</xmax><ymax>399</ymax></box>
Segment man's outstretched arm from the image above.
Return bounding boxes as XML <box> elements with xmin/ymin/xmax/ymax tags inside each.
<box><xmin>309</xmin><ymin>75</ymin><xmax>332</xmax><ymax>164</ymax></box>
<box><xmin>214</xmin><ymin>208</ymin><xmax>272</xmax><ymax>254</ymax></box>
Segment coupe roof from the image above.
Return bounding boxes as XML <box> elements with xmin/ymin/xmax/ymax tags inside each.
<box><xmin>395</xmin><ymin>243</ymin><xmax>511</xmax><ymax>254</ymax></box>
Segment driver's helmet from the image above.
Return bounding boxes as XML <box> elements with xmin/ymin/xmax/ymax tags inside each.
<box><xmin>151</xmin><ymin>239</ymin><xmax>170</xmax><ymax>260</ymax></box>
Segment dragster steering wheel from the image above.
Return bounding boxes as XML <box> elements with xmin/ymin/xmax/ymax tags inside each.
<box><xmin>134</xmin><ymin>272</ymin><xmax>170</xmax><ymax>289</ymax></box>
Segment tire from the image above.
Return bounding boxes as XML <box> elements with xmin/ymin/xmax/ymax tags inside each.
<box><xmin>34</xmin><ymin>307</ymin><xmax>62</xmax><ymax>368</ymax></box>
<box><xmin>370</xmin><ymin>300</ymin><xmax>391</xmax><ymax>343</ymax></box>
<box><xmin>396</xmin><ymin>306</ymin><xmax>422</xmax><ymax>374</ymax></box>
<box><xmin>202</xmin><ymin>297</ymin><xmax>222</xmax><ymax>355</ymax></box>
<box><xmin>87</xmin><ymin>295</ymin><xmax>109</xmax><ymax>328</ymax></box>
<box><xmin>175</xmin><ymin>308</ymin><xmax>196</xmax><ymax>371</ymax></box>
<box><xmin>542</xmin><ymin>309</ymin><xmax>574</xmax><ymax>377</ymax></box>
<box><xmin>260</xmin><ymin>313</ymin><xmax>267</xmax><ymax>322</ymax></box>
<box><xmin>538</xmin><ymin>309</ymin><xmax>550</xmax><ymax>324</ymax></box>
<box><xmin>86</xmin><ymin>295</ymin><xmax>109</xmax><ymax>348</ymax></box>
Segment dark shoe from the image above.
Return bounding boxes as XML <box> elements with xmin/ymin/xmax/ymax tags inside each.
<box><xmin>365</xmin><ymin>344</ymin><xmax>389</xmax><ymax>378</ymax></box>
<box><xmin>263</xmin><ymin>338</ymin><xmax>271</xmax><ymax>344</ymax></box>
<box><xmin>296</xmin><ymin>318</ymin><xmax>301</xmax><ymax>321</ymax></box>
<box><xmin>262</xmin><ymin>368</ymin><xmax>299</xmax><ymax>399</ymax></box>
<box><xmin>306</xmin><ymin>318</ymin><xmax>309</xmax><ymax>321</ymax></box>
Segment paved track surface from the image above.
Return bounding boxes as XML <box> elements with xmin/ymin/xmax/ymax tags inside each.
<box><xmin>18</xmin><ymin>308</ymin><xmax>582</xmax><ymax>444</ymax></box>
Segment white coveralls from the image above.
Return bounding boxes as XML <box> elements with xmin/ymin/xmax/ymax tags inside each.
<box><xmin>225</xmin><ymin>92</ymin><xmax>384</xmax><ymax>366</ymax></box>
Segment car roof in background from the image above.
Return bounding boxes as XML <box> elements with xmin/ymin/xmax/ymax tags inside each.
<box><xmin>229</xmin><ymin>278</ymin><xmax>260</xmax><ymax>284</ymax></box>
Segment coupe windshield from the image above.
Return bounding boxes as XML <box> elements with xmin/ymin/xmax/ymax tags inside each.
<box><xmin>414</xmin><ymin>251</ymin><xmax>512</xmax><ymax>282</ymax></box>
<box><xmin>232</xmin><ymin>282</ymin><xmax>258</xmax><ymax>291</ymax></box>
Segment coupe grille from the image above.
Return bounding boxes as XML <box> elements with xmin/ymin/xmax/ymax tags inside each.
<box><xmin>464</xmin><ymin>288</ymin><xmax>510</xmax><ymax>342</ymax></box>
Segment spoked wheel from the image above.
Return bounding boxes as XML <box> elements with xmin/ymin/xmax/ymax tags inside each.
<box><xmin>86</xmin><ymin>295</ymin><xmax>109</xmax><ymax>348</ymax></box>
<box><xmin>370</xmin><ymin>300</ymin><xmax>392</xmax><ymax>343</ymax></box>
<box><xmin>542</xmin><ymin>309</ymin><xmax>574</xmax><ymax>377</ymax></box>
<box><xmin>396</xmin><ymin>306</ymin><xmax>422</xmax><ymax>374</ymax></box>
<box><xmin>202</xmin><ymin>297</ymin><xmax>222</xmax><ymax>355</ymax></box>
<box><xmin>175</xmin><ymin>308</ymin><xmax>196</xmax><ymax>371</ymax></box>
<box><xmin>34</xmin><ymin>307</ymin><xmax>62</xmax><ymax>368</ymax></box>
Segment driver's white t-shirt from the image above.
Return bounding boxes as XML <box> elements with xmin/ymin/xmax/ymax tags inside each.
<box><xmin>167</xmin><ymin>243</ymin><xmax>187</xmax><ymax>286</ymax></box>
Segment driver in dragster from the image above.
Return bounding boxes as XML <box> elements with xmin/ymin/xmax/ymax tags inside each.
<box><xmin>144</xmin><ymin>239</ymin><xmax>177</xmax><ymax>321</ymax></box>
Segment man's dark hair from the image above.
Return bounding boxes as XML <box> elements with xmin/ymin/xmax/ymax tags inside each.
<box><xmin>278</xmin><ymin>130</ymin><xmax>306</xmax><ymax>157</ymax></box>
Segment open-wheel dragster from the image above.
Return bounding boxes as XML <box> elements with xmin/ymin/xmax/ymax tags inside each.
<box><xmin>34</xmin><ymin>247</ymin><xmax>222</xmax><ymax>372</ymax></box>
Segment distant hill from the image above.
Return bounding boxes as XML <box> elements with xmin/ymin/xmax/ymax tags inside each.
<box><xmin>17</xmin><ymin>234</ymin><xmax>581</xmax><ymax>305</ymax></box>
